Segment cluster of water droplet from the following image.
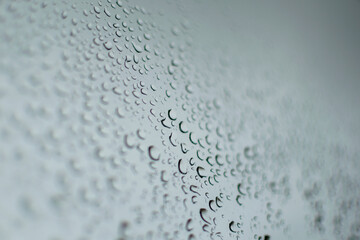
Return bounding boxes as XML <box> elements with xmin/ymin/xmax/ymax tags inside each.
<box><xmin>0</xmin><ymin>0</ymin><xmax>359</xmax><ymax>240</ymax></box>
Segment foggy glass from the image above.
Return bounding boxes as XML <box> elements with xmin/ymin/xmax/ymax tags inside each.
<box><xmin>0</xmin><ymin>0</ymin><xmax>359</xmax><ymax>239</ymax></box>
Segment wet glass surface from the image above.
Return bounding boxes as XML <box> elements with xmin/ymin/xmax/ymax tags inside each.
<box><xmin>0</xmin><ymin>0</ymin><xmax>359</xmax><ymax>239</ymax></box>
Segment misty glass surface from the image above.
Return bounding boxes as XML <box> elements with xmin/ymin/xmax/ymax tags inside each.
<box><xmin>0</xmin><ymin>0</ymin><xmax>359</xmax><ymax>239</ymax></box>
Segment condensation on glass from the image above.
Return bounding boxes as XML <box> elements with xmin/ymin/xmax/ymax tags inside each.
<box><xmin>0</xmin><ymin>0</ymin><xmax>359</xmax><ymax>240</ymax></box>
